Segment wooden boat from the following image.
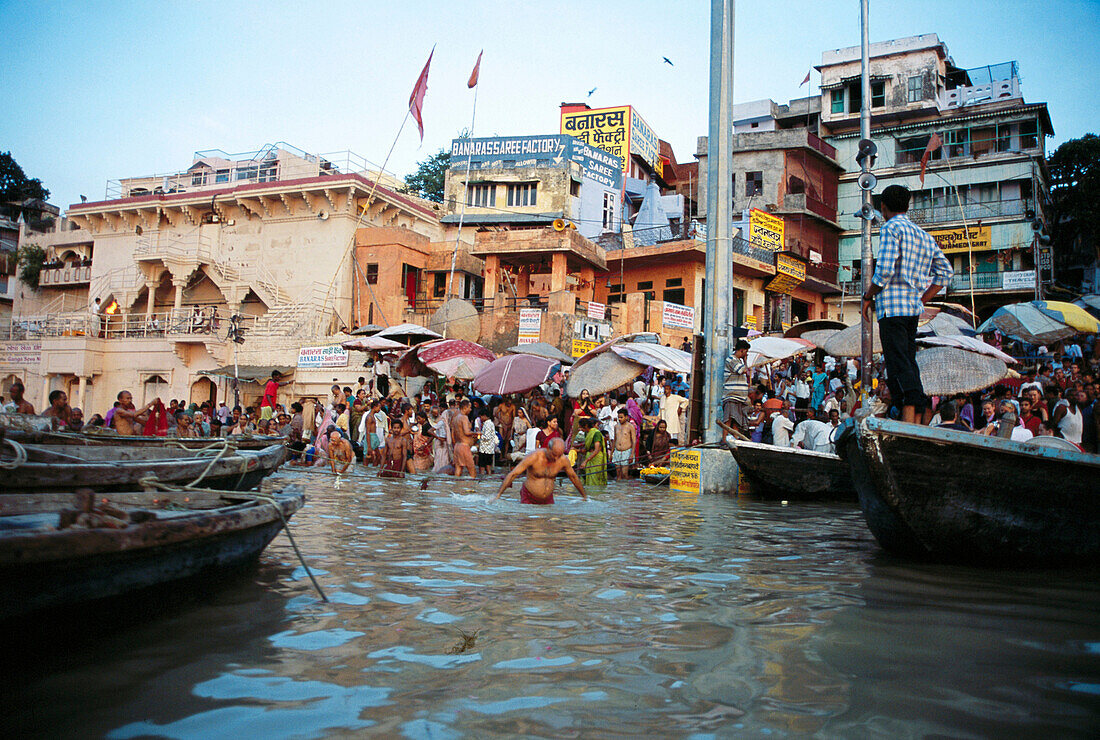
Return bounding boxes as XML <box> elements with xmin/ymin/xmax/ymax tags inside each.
<box><xmin>725</xmin><ymin>438</ymin><xmax>854</xmax><ymax>500</ymax></box>
<box><xmin>0</xmin><ymin>441</ymin><xmax>287</xmax><ymax>493</ymax></box>
<box><xmin>3</xmin><ymin>428</ymin><xmax>286</xmax><ymax>451</ymax></box>
<box><xmin>836</xmin><ymin>416</ymin><xmax>1100</xmax><ymax>563</ymax></box>
<box><xmin>0</xmin><ymin>486</ymin><xmax>305</xmax><ymax>619</ymax></box>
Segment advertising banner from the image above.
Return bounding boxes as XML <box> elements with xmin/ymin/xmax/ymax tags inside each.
<box><xmin>571</xmin><ymin>338</ymin><xmax>599</xmax><ymax>358</ymax></box>
<box><xmin>517</xmin><ymin>308</ymin><xmax>542</xmax><ymax>345</ymax></box>
<box><xmin>587</xmin><ymin>301</ymin><xmax>606</xmax><ymax>320</ymax></box>
<box><xmin>0</xmin><ymin>341</ymin><xmax>41</xmax><ymax>367</ymax></box>
<box><xmin>749</xmin><ymin>208</ymin><xmax>785</xmax><ymax>251</ymax></box>
<box><xmin>766</xmin><ymin>253</ymin><xmax>807</xmax><ymax>294</ymax></box>
<box><xmin>297</xmin><ymin>345</ymin><xmax>349</xmax><ymax>368</ymax></box>
<box><xmin>1001</xmin><ymin>270</ymin><xmax>1036</xmax><ymax>290</ymax></box>
<box><xmin>662</xmin><ymin>302</ymin><xmax>695</xmax><ymax>330</ymax></box>
<box><xmin>928</xmin><ymin>224</ymin><xmax>992</xmax><ymax>253</ymax></box>
<box><xmin>670</xmin><ymin>449</ymin><xmax>700</xmax><ymax>493</ymax></box>
<box><xmin>561</xmin><ymin>106</ymin><xmax>630</xmax><ymax>171</ymax></box>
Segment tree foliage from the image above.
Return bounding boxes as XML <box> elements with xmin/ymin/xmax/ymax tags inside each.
<box><xmin>402</xmin><ymin>149</ymin><xmax>450</xmax><ymax>203</ymax></box>
<box><xmin>16</xmin><ymin>243</ymin><xmax>46</xmax><ymax>290</ymax></box>
<box><xmin>1048</xmin><ymin>134</ymin><xmax>1100</xmax><ymax>269</ymax></box>
<box><xmin>0</xmin><ymin>151</ymin><xmax>50</xmax><ymax>204</ymax></box>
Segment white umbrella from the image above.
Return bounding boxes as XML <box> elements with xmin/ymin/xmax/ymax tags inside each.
<box><xmin>746</xmin><ymin>336</ymin><xmax>815</xmax><ymax>367</ymax></box>
<box><xmin>609</xmin><ymin>343</ymin><xmax>692</xmax><ymax>374</ymax></box>
<box><xmin>341</xmin><ymin>335</ymin><xmax>409</xmax><ymax>351</ymax></box>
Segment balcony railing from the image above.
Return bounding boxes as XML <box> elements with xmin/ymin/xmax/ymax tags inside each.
<box><xmin>949</xmin><ymin>269</ymin><xmax>1035</xmax><ymax>293</ymax></box>
<box><xmin>39</xmin><ymin>264</ymin><xmax>92</xmax><ymax>286</ymax></box>
<box><xmin>0</xmin><ymin>306</ymin><xmax>238</xmax><ymax>341</ymax></box>
<box><xmin>733</xmin><ymin>235</ymin><xmax>779</xmax><ymax>265</ymax></box>
<box><xmin>908</xmin><ymin>198</ymin><xmax>1029</xmax><ymax>227</ymax></box>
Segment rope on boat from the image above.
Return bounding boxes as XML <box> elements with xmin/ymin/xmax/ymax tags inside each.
<box><xmin>0</xmin><ymin>437</ymin><xmax>28</xmax><ymax>469</ymax></box>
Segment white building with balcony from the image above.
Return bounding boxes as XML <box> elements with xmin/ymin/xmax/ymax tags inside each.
<box><xmin>4</xmin><ymin>143</ymin><xmax>443</xmax><ymax>414</ymax></box>
<box><xmin>817</xmin><ymin>34</ymin><xmax>1053</xmax><ymax>320</ymax></box>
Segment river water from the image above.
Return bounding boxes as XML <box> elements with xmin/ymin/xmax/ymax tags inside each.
<box><xmin>5</xmin><ymin>469</ymin><xmax>1099</xmax><ymax>738</ymax></box>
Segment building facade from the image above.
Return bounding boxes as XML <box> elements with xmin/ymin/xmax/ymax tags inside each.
<box><xmin>817</xmin><ymin>34</ymin><xmax>1053</xmax><ymax>320</ymax></box>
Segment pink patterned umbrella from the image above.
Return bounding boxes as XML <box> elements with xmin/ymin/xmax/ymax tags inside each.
<box><xmin>472</xmin><ymin>354</ymin><xmax>560</xmax><ymax>395</ymax></box>
<box><xmin>414</xmin><ymin>339</ymin><xmax>497</xmax><ymax>380</ymax></box>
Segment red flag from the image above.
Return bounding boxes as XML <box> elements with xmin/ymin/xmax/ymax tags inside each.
<box><xmin>409</xmin><ymin>48</ymin><xmax>434</xmax><ymax>142</ymax></box>
<box><xmin>800</xmin><ymin>69</ymin><xmax>811</xmax><ymax>87</ymax></box>
<box><xmin>919</xmin><ymin>133</ymin><xmax>943</xmax><ymax>186</ymax></box>
<box><xmin>467</xmin><ymin>50</ymin><xmax>483</xmax><ymax>88</ymax></box>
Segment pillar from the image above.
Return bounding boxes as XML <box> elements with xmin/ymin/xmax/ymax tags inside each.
<box><xmin>76</xmin><ymin>375</ymin><xmax>87</xmax><ymax>411</ymax></box>
<box><xmin>172</xmin><ymin>279</ymin><xmax>185</xmax><ymax>312</ymax></box>
<box><xmin>578</xmin><ymin>266</ymin><xmax>596</xmax><ymax>303</ymax></box>
<box><xmin>145</xmin><ymin>281</ymin><xmax>157</xmax><ymax>323</ymax></box>
<box><xmin>516</xmin><ymin>268</ymin><xmax>531</xmax><ymax>298</ymax></box>
<box><xmin>550</xmin><ymin>252</ymin><xmax>568</xmax><ymax>293</ymax></box>
<box><xmin>483</xmin><ymin>255</ymin><xmax>500</xmax><ymax>303</ymax></box>
<box><xmin>41</xmin><ymin>373</ymin><xmax>52</xmax><ymax>411</ymax></box>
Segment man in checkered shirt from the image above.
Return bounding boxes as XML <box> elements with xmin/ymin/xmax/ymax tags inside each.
<box><xmin>861</xmin><ymin>185</ymin><xmax>952</xmax><ymax>424</ymax></box>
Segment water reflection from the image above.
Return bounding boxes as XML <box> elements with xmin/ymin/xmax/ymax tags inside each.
<box><xmin>3</xmin><ymin>468</ymin><xmax>1097</xmax><ymax>738</ymax></box>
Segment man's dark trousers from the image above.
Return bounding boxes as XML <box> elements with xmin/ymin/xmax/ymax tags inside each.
<box><xmin>878</xmin><ymin>315</ymin><xmax>928</xmax><ymax>411</ymax></box>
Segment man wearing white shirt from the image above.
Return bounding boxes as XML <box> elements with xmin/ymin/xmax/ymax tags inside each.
<box><xmin>658</xmin><ymin>385</ymin><xmax>689</xmax><ymax>443</ymax></box>
<box><xmin>792</xmin><ymin>418</ymin><xmax>836</xmax><ymax>453</ymax></box>
<box><xmin>770</xmin><ymin>410</ymin><xmax>794</xmax><ymax>447</ymax></box>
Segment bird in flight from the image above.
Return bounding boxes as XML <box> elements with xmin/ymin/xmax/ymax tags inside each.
<box><xmin>662</xmin><ymin>57</ymin><xmax>674</xmax><ymax>66</ymax></box>
<box><xmin>587</xmin><ymin>86</ymin><xmax>597</xmax><ymax>97</ymax></box>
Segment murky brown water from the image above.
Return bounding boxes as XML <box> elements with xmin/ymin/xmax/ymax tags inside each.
<box><xmin>4</xmin><ymin>468</ymin><xmax>1099</xmax><ymax>738</ymax></box>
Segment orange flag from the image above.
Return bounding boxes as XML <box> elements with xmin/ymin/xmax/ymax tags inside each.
<box><xmin>919</xmin><ymin>133</ymin><xmax>942</xmax><ymax>186</ymax></box>
<box><xmin>468</xmin><ymin>50</ymin><xmax>483</xmax><ymax>88</ymax></box>
<box><xmin>409</xmin><ymin>48</ymin><xmax>434</xmax><ymax>142</ymax></box>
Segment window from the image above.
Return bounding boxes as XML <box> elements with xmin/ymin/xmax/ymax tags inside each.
<box><xmin>907</xmin><ymin>75</ymin><xmax>923</xmax><ymax>103</ymax></box>
<box><xmin>946</xmin><ymin>128</ymin><xmax>969</xmax><ymax>158</ymax></box>
<box><xmin>830</xmin><ymin>89</ymin><xmax>844</xmax><ymax>114</ymax></box>
<box><xmin>235</xmin><ymin>165</ymin><xmax>258</xmax><ymax>181</ymax></box>
<box><xmin>258</xmin><ymin>164</ymin><xmax>278</xmax><ymax>182</ymax></box>
<box><xmin>0</xmin><ymin>275</ymin><xmax>8</xmax><ymax>294</ymax></box>
<box><xmin>608</xmin><ymin>283</ymin><xmax>624</xmax><ymax>304</ymax></box>
<box><xmin>215</xmin><ymin>169</ymin><xmax>230</xmax><ymax>183</ymax></box>
<box><xmin>433</xmin><ymin>273</ymin><xmax>447</xmax><ymax>297</ymax></box>
<box><xmin>847</xmin><ymin>83</ymin><xmax>862</xmax><ymax>114</ymax></box>
<box><xmin>665</xmin><ymin>277</ymin><xmax>682</xmax><ymax>287</ymax></box>
<box><xmin>663</xmin><ymin>288</ymin><xmax>685</xmax><ymax>304</ymax></box>
<box><xmin>602</xmin><ymin>191</ymin><xmax>616</xmax><ymax>230</ymax></box>
<box><xmin>365</xmin><ymin>263</ymin><xmax>378</xmax><ymax>284</ymax></box>
<box><xmin>746</xmin><ymin>171</ymin><xmax>763</xmax><ymax>197</ymax></box>
<box><xmin>871</xmin><ymin>80</ymin><xmax>885</xmax><ymax>108</ymax></box>
<box><xmin>466</xmin><ymin>183</ymin><xmax>495</xmax><ymax>207</ymax></box>
<box><xmin>1019</xmin><ymin>119</ymin><xmax>1039</xmax><ymax>149</ymax></box>
<box><xmin>506</xmin><ymin>182</ymin><xmax>537</xmax><ymax>207</ymax></box>
<box><xmin>191</xmin><ymin>170</ymin><xmax>208</xmax><ymax>186</ymax></box>
<box><xmin>750</xmin><ymin>121</ymin><xmax>759</xmax><ymax>129</ymax></box>
<box><xmin>637</xmin><ymin>280</ymin><xmax>653</xmax><ymax>291</ymax></box>
<box><xmin>570</xmin><ymin>179</ymin><xmax>581</xmax><ymax>197</ymax></box>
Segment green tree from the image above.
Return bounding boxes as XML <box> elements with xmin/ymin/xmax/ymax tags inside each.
<box><xmin>1048</xmin><ymin>134</ymin><xmax>1100</xmax><ymax>276</ymax></box>
<box><xmin>0</xmin><ymin>151</ymin><xmax>50</xmax><ymax>203</ymax></box>
<box><xmin>402</xmin><ymin>149</ymin><xmax>450</xmax><ymax>203</ymax></box>
<box><xmin>16</xmin><ymin>243</ymin><xmax>46</xmax><ymax>290</ymax></box>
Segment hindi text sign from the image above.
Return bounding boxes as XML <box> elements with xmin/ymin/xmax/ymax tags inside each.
<box><xmin>297</xmin><ymin>345</ymin><xmax>349</xmax><ymax>369</ymax></box>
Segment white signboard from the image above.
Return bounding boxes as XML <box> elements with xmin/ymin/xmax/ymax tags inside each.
<box><xmin>1002</xmin><ymin>270</ymin><xmax>1036</xmax><ymax>291</ymax></box>
<box><xmin>297</xmin><ymin>344</ymin><xmax>349</xmax><ymax>368</ymax></box>
<box><xmin>0</xmin><ymin>341</ymin><xmax>42</xmax><ymax>367</ymax></box>
<box><xmin>662</xmin><ymin>302</ymin><xmax>695</xmax><ymax>330</ymax></box>
<box><xmin>587</xmin><ymin>301</ymin><xmax>606</xmax><ymax>320</ymax></box>
<box><xmin>517</xmin><ymin>308</ymin><xmax>542</xmax><ymax>345</ymax></box>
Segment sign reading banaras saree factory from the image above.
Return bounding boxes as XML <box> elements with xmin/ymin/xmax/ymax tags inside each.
<box><xmin>560</xmin><ymin>105</ymin><xmax>664</xmax><ymax>178</ymax></box>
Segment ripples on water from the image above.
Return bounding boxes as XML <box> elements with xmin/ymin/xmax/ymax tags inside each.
<box><xmin>4</xmin><ymin>468</ymin><xmax>1098</xmax><ymax>738</ymax></box>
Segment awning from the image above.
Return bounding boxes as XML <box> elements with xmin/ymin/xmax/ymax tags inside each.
<box><xmin>198</xmin><ymin>365</ymin><xmax>294</xmax><ymax>384</ymax></box>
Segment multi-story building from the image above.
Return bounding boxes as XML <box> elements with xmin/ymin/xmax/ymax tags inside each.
<box><xmin>3</xmin><ymin>143</ymin><xmax>443</xmax><ymax>413</ymax></box>
<box><xmin>817</xmin><ymin>34</ymin><xmax>1053</xmax><ymax>320</ymax></box>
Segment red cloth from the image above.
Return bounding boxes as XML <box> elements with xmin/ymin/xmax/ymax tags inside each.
<box><xmin>143</xmin><ymin>400</ymin><xmax>169</xmax><ymax>437</ymax></box>
<box><xmin>467</xmin><ymin>50</ymin><xmax>482</xmax><ymax>88</ymax></box>
<box><xmin>408</xmin><ymin>49</ymin><xmax>434</xmax><ymax>141</ymax></box>
<box><xmin>919</xmin><ymin>133</ymin><xmax>943</xmax><ymax>186</ymax></box>
<box><xmin>520</xmin><ymin>484</ymin><xmax>553</xmax><ymax>505</ymax></box>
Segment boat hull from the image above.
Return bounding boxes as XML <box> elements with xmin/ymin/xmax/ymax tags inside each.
<box><xmin>0</xmin><ymin>488</ymin><xmax>304</xmax><ymax>619</ymax></box>
<box><xmin>726</xmin><ymin>439</ymin><xmax>854</xmax><ymax>500</ymax></box>
<box><xmin>839</xmin><ymin>417</ymin><xmax>1100</xmax><ymax>563</ymax></box>
<box><xmin>0</xmin><ymin>443</ymin><xmax>287</xmax><ymax>493</ymax></box>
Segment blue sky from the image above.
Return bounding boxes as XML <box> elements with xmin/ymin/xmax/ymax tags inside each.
<box><xmin>2</xmin><ymin>0</ymin><xmax>1097</xmax><ymax>210</ymax></box>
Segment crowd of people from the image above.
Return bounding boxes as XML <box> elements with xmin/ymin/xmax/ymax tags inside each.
<box><xmin>722</xmin><ymin>334</ymin><xmax>1100</xmax><ymax>454</ymax></box>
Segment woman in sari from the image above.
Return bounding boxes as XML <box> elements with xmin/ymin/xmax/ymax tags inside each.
<box><xmin>625</xmin><ymin>395</ymin><xmax>645</xmax><ymax>459</ymax></box>
<box><xmin>650</xmin><ymin>419</ymin><xmax>672</xmax><ymax>466</ymax></box>
<box><xmin>410</xmin><ymin>411</ymin><xmax>435</xmax><ymax>473</ymax></box>
<box><xmin>312</xmin><ymin>406</ymin><xmax>337</xmax><ymax>467</ymax></box>
<box><xmin>578</xmin><ymin>417</ymin><xmax>607</xmax><ymax>487</ymax></box>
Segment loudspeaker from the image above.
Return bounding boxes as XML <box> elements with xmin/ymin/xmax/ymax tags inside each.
<box><xmin>857</xmin><ymin>172</ymin><xmax>878</xmax><ymax>191</ymax></box>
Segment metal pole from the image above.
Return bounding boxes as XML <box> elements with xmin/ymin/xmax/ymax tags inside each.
<box><xmin>858</xmin><ymin>0</ymin><xmax>873</xmax><ymax>411</ymax></box>
<box><xmin>703</xmin><ymin>0</ymin><xmax>734</xmax><ymax>443</ymax></box>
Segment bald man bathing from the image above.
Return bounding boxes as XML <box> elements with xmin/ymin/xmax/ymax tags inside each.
<box><xmin>493</xmin><ymin>437</ymin><xmax>588</xmax><ymax>505</ymax></box>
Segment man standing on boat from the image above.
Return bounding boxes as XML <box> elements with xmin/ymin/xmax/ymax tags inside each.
<box><xmin>861</xmin><ymin>185</ymin><xmax>952</xmax><ymax>425</ymax></box>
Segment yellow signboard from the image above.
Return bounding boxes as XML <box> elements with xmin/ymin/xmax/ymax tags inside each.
<box><xmin>571</xmin><ymin>338</ymin><xmax>599</xmax><ymax>358</ymax></box>
<box><xmin>928</xmin><ymin>224</ymin><xmax>992</xmax><ymax>253</ymax></box>
<box><xmin>749</xmin><ymin>208</ymin><xmax>785</xmax><ymax>251</ymax></box>
<box><xmin>744</xmin><ymin>315</ymin><xmax>758</xmax><ymax>330</ymax></box>
<box><xmin>561</xmin><ymin>106</ymin><xmax>630</xmax><ymax>172</ymax></box>
<box><xmin>767</xmin><ymin>253</ymin><xmax>806</xmax><ymax>294</ymax></box>
<box><xmin>670</xmin><ymin>449</ymin><xmax>700</xmax><ymax>493</ymax></box>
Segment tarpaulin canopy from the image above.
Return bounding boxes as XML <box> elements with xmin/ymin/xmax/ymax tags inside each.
<box><xmin>977</xmin><ymin>303</ymin><xmax>1075</xmax><ymax>346</ymax></box>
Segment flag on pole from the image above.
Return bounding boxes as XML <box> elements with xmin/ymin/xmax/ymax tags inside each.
<box><xmin>919</xmin><ymin>132</ymin><xmax>943</xmax><ymax>186</ymax></box>
<box><xmin>409</xmin><ymin>48</ymin><xmax>434</xmax><ymax>142</ymax></box>
<box><xmin>468</xmin><ymin>50</ymin><xmax>483</xmax><ymax>88</ymax></box>
<box><xmin>800</xmin><ymin>69</ymin><xmax>811</xmax><ymax>87</ymax></box>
